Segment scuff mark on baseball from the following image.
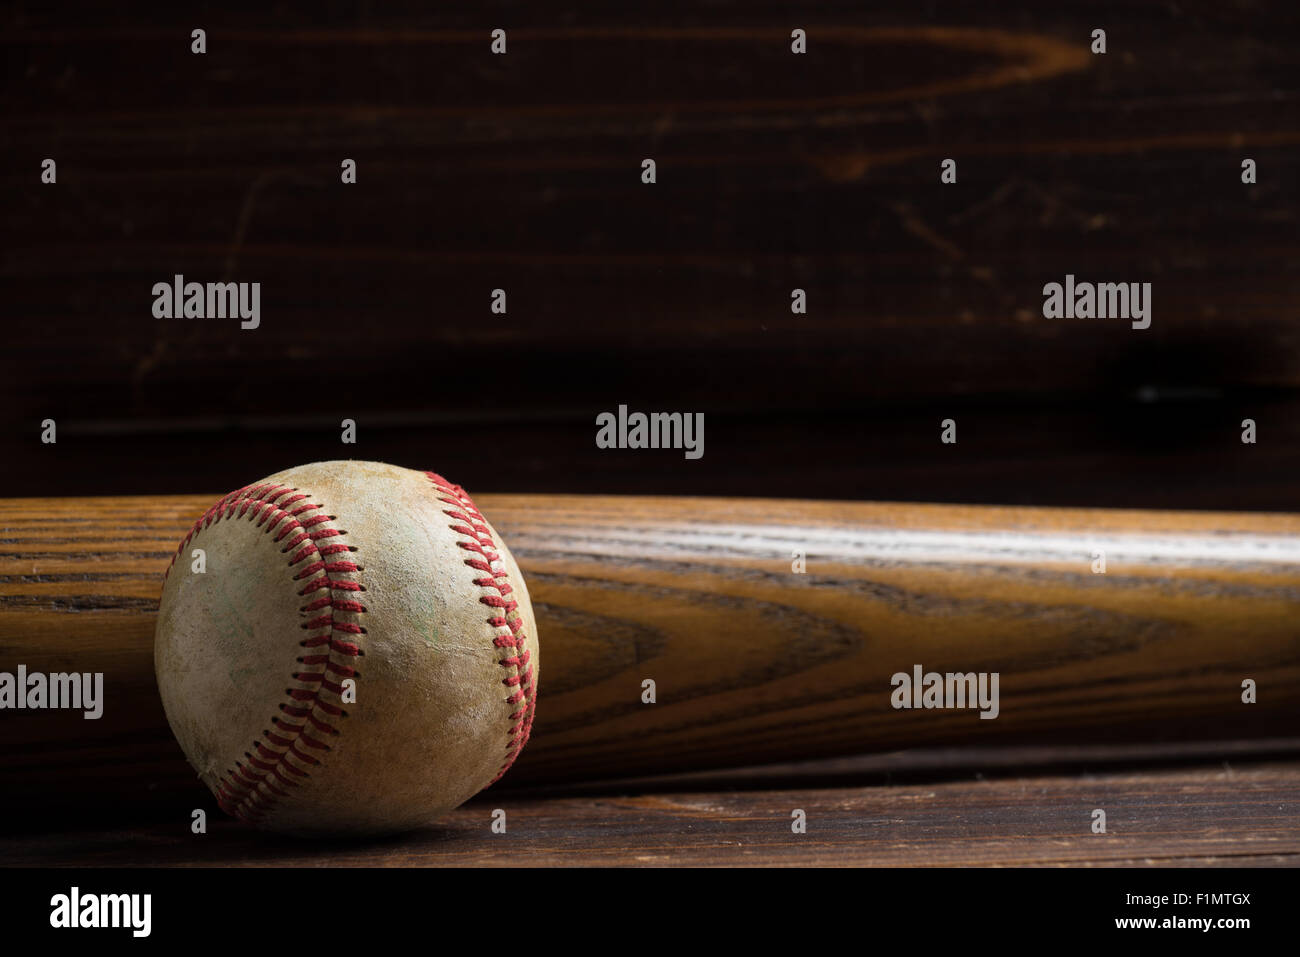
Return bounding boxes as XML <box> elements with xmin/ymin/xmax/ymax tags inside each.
<box><xmin>154</xmin><ymin>460</ymin><xmax>539</xmax><ymax>835</ymax></box>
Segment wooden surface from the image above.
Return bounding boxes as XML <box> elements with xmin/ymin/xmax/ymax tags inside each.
<box><xmin>3</xmin><ymin>492</ymin><xmax>1298</xmax><ymax>827</ymax></box>
<box><xmin>5</xmin><ymin>749</ymin><xmax>1298</xmax><ymax>866</ymax></box>
<box><xmin>2</xmin><ymin>2</ymin><xmax>1298</xmax><ymax>509</ymax></box>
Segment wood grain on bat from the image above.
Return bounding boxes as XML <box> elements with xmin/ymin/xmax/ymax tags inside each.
<box><xmin>1</xmin><ymin>494</ymin><xmax>1297</xmax><ymax>819</ymax></box>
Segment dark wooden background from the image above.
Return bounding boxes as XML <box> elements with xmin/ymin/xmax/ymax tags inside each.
<box><xmin>3</xmin><ymin>1</ymin><xmax>1297</xmax><ymax>507</ymax></box>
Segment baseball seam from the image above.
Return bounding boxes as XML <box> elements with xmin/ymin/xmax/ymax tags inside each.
<box><xmin>164</xmin><ymin>483</ymin><xmax>365</xmax><ymax>824</ymax></box>
<box><xmin>425</xmin><ymin>472</ymin><xmax>537</xmax><ymax>784</ymax></box>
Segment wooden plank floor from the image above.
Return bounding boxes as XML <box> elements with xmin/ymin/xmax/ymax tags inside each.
<box><xmin>6</xmin><ymin>754</ymin><xmax>1297</xmax><ymax>867</ymax></box>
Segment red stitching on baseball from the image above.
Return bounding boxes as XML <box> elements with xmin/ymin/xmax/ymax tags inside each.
<box><xmin>424</xmin><ymin>472</ymin><xmax>537</xmax><ymax>784</ymax></box>
<box><xmin>164</xmin><ymin>482</ymin><xmax>364</xmax><ymax>824</ymax></box>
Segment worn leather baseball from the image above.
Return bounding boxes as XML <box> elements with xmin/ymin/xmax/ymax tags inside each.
<box><xmin>154</xmin><ymin>460</ymin><xmax>539</xmax><ymax>835</ymax></box>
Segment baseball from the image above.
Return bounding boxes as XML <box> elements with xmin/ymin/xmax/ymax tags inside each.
<box><xmin>154</xmin><ymin>460</ymin><xmax>539</xmax><ymax>835</ymax></box>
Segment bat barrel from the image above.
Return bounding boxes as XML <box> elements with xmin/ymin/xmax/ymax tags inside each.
<box><xmin>2</xmin><ymin>493</ymin><xmax>1297</xmax><ymax>823</ymax></box>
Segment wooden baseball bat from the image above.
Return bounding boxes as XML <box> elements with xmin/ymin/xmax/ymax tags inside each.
<box><xmin>2</xmin><ymin>492</ymin><xmax>1298</xmax><ymax>820</ymax></box>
